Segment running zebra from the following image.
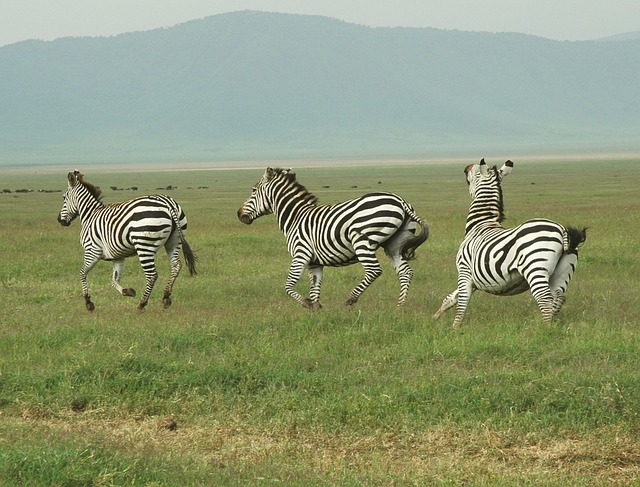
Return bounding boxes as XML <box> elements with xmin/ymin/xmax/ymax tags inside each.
<box><xmin>57</xmin><ymin>171</ymin><xmax>197</xmax><ymax>311</ymax></box>
<box><xmin>237</xmin><ymin>167</ymin><xmax>428</xmax><ymax>309</ymax></box>
<box><xmin>433</xmin><ymin>159</ymin><xmax>586</xmax><ymax>327</ymax></box>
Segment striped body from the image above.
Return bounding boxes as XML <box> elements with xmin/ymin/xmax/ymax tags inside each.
<box><xmin>238</xmin><ymin>167</ymin><xmax>428</xmax><ymax>308</ymax></box>
<box><xmin>459</xmin><ymin>218</ymin><xmax>569</xmax><ymax>297</ymax></box>
<box><xmin>58</xmin><ymin>171</ymin><xmax>196</xmax><ymax>311</ymax></box>
<box><xmin>433</xmin><ymin>159</ymin><xmax>586</xmax><ymax>327</ymax></box>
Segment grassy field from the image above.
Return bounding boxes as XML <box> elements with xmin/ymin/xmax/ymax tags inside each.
<box><xmin>0</xmin><ymin>157</ymin><xmax>639</xmax><ymax>485</ymax></box>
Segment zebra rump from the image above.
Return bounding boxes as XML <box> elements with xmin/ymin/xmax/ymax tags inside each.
<box><xmin>385</xmin><ymin>212</ymin><xmax>429</xmax><ymax>262</ymax></box>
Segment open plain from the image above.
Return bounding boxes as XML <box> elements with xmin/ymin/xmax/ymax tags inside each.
<box><xmin>0</xmin><ymin>157</ymin><xmax>639</xmax><ymax>485</ymax></box>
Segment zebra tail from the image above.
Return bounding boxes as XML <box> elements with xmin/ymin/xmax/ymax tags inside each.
<box><xmin>401</xmin><ymin>216</ymin><xmax>429</xmax><ymax>261</ymax></box>
<box><xmin>564</xmin><ymin>226</ymin><xmax>587</xmax><ymax>254</ymax></box>
<box><xmin>164</xmin><ymin>197</ymin><xmax>198</xmax><ymax>276</ymax></box>
<box><xmin>181</xmin><ymin>238</ymin><xmax>198</xmax><ymax>276</ymax></box>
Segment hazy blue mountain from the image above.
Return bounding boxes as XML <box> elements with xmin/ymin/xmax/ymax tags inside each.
<box><xmin>1</xmin><ymin>11</ymin><xmax>639</xmax><ymax>165</ymax></box>
<box><xmin>596</xmin><ymin>31</ymin><xmax>640</xmax><ymax>42</ymax></box>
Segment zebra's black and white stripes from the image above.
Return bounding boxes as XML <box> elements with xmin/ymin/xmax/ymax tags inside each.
<box><xmin>58</xmin><ymin>171</ymin><xmax>197</xmax><ymax>311</ymax></box>
<box><xmin>237</xmin><ymin>167</ymin><xmax>428</xmax><ymax>308</ymax></box>
<box><xmin>433</xmin><ymin>159</ymin><xmax>586</xmax><ymax>327</ymax></box>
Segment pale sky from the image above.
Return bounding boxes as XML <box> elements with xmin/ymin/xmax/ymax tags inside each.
<box><xmin>1</xmin><ymin>0</ymin><xmax>639</xmax><ymax>47</ymax></box>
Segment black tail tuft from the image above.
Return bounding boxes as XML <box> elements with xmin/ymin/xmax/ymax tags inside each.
<box><xmin>182</xmin><ymin>239</ymin><xmax>198</xmax><ymax>276</ymax></box>
<box><xmin>566</xmin><ymin>227</ymin><xmax>587</xmax><ymax>254</ymax></box>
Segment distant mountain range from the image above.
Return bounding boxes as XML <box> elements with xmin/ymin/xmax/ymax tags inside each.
<box><xmin>1</xmin><ymin>11</ymin><xmax>639</xmax><ymax>165</ymax></box>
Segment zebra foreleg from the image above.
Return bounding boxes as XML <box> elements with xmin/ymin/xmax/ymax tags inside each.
<box><xmin>452</xmin><ymin>280</ymin><xmax>475</xmax><ymax>328</ymax></box>
<box><xmin>435</xmin><ymin>271</ymin><xmax>474</xmax><ymax>328</ymax></box>
<box><xmin>346</xmin><ymin>241</ymin><xmax>382</xmax><ymax>306</ymax></box>
<box><xmin>307</xmin><ymin>265</ymin><xmax>324</xmax><ymax>310</ymax></box>
<box><xmin>80</xmin><ymin>251</ymin><xmax>100</xmax><ymax>311</ymax></box>
<box><xmin>111</xmin><ymin>259</ymin><xmax>136</xmax><ymax>297</ymax></box>
<box><xmin>433</xmin><ymin>289</ymin><xmax>458</xmax><ymax>320</ymax></box>
<box><xmin>285</xmin><ymin>257</ymin><xmax>314</xmax><ymax>308</ymax></box>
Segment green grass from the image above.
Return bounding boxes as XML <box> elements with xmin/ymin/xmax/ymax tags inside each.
<box><xmin>0</xmin><ymin>157</ymin><xmax>639</xmax><ymax>485</ymax></box>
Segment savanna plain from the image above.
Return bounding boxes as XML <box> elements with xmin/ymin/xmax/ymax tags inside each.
<box><xmin>0</xmin><ymin>158</ymin><xmax>639</xmax><ymax>485</ymax></box>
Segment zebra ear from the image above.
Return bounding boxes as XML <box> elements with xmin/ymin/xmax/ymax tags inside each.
<box><xmin>499</xmin><ymin>160</ymin><xmax>514</xmax><ymax>178</ymax></box>
<box><xmin>479</xmin><ymin>158</ymin><xmax>488</xmax><ymax>176</ymax></box>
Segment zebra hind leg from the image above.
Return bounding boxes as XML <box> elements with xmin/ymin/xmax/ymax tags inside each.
<box><xmin>111</xmin><ymin>259</ymin><xmax>136</xmax><ymax>297</ymax></box>
<box><xmin>162</xmin><ymin>244</ymin><xmax>183</xmax><ymax>309</ymax></box>
<box><xmin>136</xmin><ymin>250</ymin><xmax>158</xmax><ymax>311</ymax></box>
<box><xmin>346</xmin><ymin>239</ymin><xmax>382</xmax><ymax>306</ymax></box>
<box><xmin>387</xmin><ymin>255</ymin><xmax>414</xmax><ymax>307</ymax></box>
<box><xmin>383</xmin><ymin>223</ymin><xmax>421</xmax><ymax>306</ymax></box>
<box><xmin>137</xmin><ymin>270</ymin><xmax>158</xmax><ymax>311</ymax></box>
<box><xmin>526</xmin><ymin>272</ymin><xmax>554</xmax><ymax>324</ymax></box>
<box><xmin>549</xmin><ymin>252</ymin><xmax>578</xmax><ymax>318</ymax></box>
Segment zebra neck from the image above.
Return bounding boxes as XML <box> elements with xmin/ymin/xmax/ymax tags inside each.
<box><xmin>77</xmin><ymin>196</ymin><xmax>104</xmax><ymax>222</ymax></box>
<box><xmin>465</xmin><ymin>195</ymin><xmax>504</xmax><ymax>233</ymax></box>
<box><xmin>273</xmin><ymin>194</ymin><xmax>314</xmax><ymax>233</ymax></box>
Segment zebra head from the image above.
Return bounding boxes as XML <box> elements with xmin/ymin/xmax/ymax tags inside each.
<box><xmin>57</xmin><ymin>170</ymin><xmax>83</xmax><ymax>226</ymax></box>
<box><xmin>237</xmin><ymin>167</ymin><xmax>291</xmax><ymax>224</ymax></box>
<box><xmin>464</xmin><ymin>158</ymin><xmax>514</xmax><ymax>198</ymax></box>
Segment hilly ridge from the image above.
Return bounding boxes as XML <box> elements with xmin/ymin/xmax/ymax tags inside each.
<box><xmin>1</xmin><ymin>10</ymin><xmax>639</xmax><ymax>165</ymax></box>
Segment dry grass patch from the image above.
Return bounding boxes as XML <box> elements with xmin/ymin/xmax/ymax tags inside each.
<box><xmin>6</xmin><ymin>415</ymin><xmax>640</xmax><ymax>485</ymax></box>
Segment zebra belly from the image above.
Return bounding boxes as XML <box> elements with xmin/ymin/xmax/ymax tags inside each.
<box><xmin>311</xmin><ymin>255</ymin><xmax>359</xmax><ymax>267</ymax></box>
<box><xmin>310</xmin><ymin>246</ymin><xmax>358</xmax><ymax>267</ymax></box>
<box><xmin>475</xmin><ymin>270</ymin><xmax>529</xmax><ymax>296</ymax></box>
<box><xmin>100</xmin><ymin>240</ymin><xmax>137</xmax><ymax>260</ymax></box>
<box><xmin>100</xmin><ymin>228</ymin><xmax>169</xmax><ymax>260</ymax></box>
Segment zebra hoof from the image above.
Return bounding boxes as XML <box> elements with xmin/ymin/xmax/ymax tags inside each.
<box><xmin>122</xmin><ymin>288</ymin><xmax>136</xmax><ymax>297</ymax></box>
<box><xmin>163</xmin><ymin>297</ymin><xmax>172</xmax><ymax>309</ymax></box>
<box><xmin>86</xmin><ymin>302</ymin><xmax>95</xmax><ymax>312</ymax></box>
<box><xmin>345</xmin><ymin>298</ymin><xmax>358</xmax><ymax>307</ymax></box>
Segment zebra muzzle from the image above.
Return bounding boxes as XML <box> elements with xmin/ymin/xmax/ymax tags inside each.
<box><xmin>57</xmin><ymin>214</ymin><xmax>70</xmax><ymax>226</ymax></box>
<box><xmin>237</xmin><ymin>210</ymin><xmax>253</xmax><ymax>225</ymax></box>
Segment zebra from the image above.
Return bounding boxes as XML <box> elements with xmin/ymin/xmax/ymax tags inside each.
<box><xmin>237</xmin><ymin>167</ymin><xmax>428</xmax><ymax>309</ymax></box>
<box><xmin>433</xmin><ymin>159</ymin><xmax>586</xmax><ymax>327</ymax></box>
<box><xmin>57</xmin><ymin>171</ymin><xmax>197</xmax><ymax>311</ymax></box>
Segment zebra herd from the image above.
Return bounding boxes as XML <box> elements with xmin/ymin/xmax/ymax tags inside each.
<box><xmin>57</xmin><ymin>160</ymin><xmax>586</xmax><ymax>326</ymax></box>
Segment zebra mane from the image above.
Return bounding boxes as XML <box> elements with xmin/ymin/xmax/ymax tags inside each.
<box><xmin>467</xmin><ymin>164</ymin><xmax>506</xmax><ymax>231</ymax></box>
<box><xmin>272</xmin><ymin>168</ymin><xmax>319</xmax><ymax>205</ymax></box>
<box><xmin>76</xmin><ymin>173</ymin><xmax>103</xmax><ymax>202</ymax></box>
<box><xmin>488</xmin><ymin>165</ymin><xmax>506</xmax><ymax>223</ymax></box>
